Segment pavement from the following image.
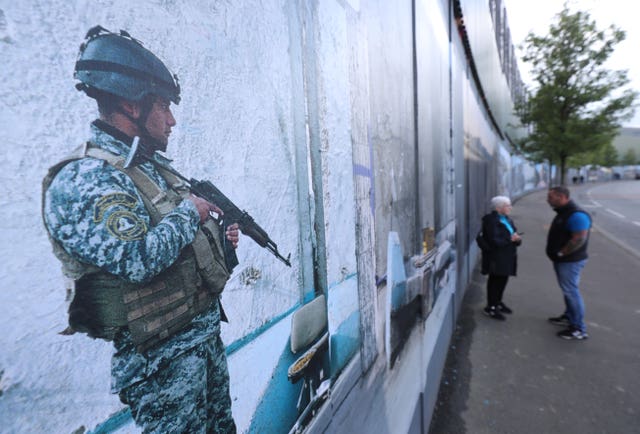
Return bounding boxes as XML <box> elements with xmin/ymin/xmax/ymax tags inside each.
<box><xmin>428</xmin><ymin>187</ymin><xmax>640</xmax><ymax>434</ymax></box>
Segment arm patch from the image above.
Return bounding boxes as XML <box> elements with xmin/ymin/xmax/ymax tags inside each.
<box><xmin>106</xmin><ymin>210</ymin><xmax>148</xmax><ymax>241</ymax></box>
<box><xmin>95</xmin><ymin>193</ymin><xmax>148</xmax><ymax>241</ymax></box>
<box><xmin>94</xmin><ymin>192</ymin><xmax>139</xmax><ymax>222</ymax></box>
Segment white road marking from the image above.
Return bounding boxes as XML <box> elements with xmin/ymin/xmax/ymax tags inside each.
<box><xmin>605</xmin><ymin>208</ymin><xmax>626</xmax><ymax>219</ymax></box>
<box><xmin>591</xmin><ymin>200</ymin><xmax>602</xmax><ymax>207</ymax></box>
<box><xmin>633</xmin><ymin>221</ymin><xmax>640</xmax><ymax>227</ymax></box>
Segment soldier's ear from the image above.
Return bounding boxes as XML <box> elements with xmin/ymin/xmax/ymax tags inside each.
<box><xmin>119</xmin><ymin>100</ymin><xmax>141</xmax><ymax>120</ymax></box>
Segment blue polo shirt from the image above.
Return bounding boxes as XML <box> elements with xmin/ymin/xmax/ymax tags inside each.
<box><xmin>567</xmin><ymin>211</ymin><xmax>591</xmax><ymax>231</ymax></box>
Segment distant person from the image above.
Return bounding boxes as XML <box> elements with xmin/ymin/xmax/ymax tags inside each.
<box><xmin>42</xmin><ymin>26</ymin><xmax>238</xmax><ymax>432</ymax></box>
<box><xmin>478</xmin><ymin>196</ymin><xmax>522</xmax><ymax>320</ymax></box>
<box><xmin>546</xmin><ymin>186</ymin><xmax>591</xmax><ymax>340</ymax></box>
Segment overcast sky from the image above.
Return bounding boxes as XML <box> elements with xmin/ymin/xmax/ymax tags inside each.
<box><xmin>503</xmin><ymin>0</ymin><xmax>640</xmax><ymax>127</ymax></box>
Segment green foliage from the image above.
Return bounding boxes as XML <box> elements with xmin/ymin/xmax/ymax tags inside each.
<box><xmin>620</xmin><ymin>148</ymin><xmax>638</xmax><ymax>165</ymax></box>
<box><xmin>514</xmin><ymin>3</ymin><xmax>638</xmax><ymax>183</ymax></box>
<box><xmin>598</xmin><ymin>142</ymin><xmax>620</xmax><ymax>167</ymax></box>
<box><xmin>568</xmin><ymin>142</ymin><xmax>618</xmax><ymax>168</ymax></box>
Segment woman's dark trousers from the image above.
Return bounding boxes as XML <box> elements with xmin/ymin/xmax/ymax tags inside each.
<box><xmin>487</xmin><ymin>274</ymin><xmax>509</xmax><ymax>307</ymax></box>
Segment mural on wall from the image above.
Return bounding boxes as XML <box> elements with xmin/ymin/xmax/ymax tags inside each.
<box><xmin>1</xmin><ymin>0</ymin><xmax>540</xmax><ymax>433</ymax></box>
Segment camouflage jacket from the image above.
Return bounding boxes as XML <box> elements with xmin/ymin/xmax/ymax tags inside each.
<box><xmin>43</xmin><ymin>120</ymin><xmax>200</xmax><ymax>282</ymax></box>
<box><xmin>44</xmin><ymin>120</ymin><xmax>222</xmax><ymax>391</ymax></box>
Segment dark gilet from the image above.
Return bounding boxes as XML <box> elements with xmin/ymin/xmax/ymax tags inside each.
<box><xmin>545</xmin><ymin>200</ymin><xmax>590</xmax><ymax>262</ymax></box>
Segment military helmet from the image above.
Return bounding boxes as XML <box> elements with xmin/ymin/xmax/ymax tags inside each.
<box><xmin>75</xmin><ymin>26</ymin><xmax>180</xmax><ymax>104</ymax></box>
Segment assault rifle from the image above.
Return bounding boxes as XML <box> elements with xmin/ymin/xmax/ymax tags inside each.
<box><xmin>124</xmin><ymin>137</ymin><xmax>292</xmax><ymax>267</ymax></box>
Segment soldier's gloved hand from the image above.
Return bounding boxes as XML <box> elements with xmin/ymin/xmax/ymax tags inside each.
<box><xmin>225</xmin><ymin>223</ymin><xmax>240</xmax><ymax>249</ymax></box>
<box><xmin>188</xmin><ymin>194</ymin><xmax>223</xmax><ymax>223</ymax></box>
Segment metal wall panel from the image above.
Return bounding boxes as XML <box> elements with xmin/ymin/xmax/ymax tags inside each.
<box><xmin>365</xmin><ymin>0</ymin><xmax>417</xmax><ymax>274</ymax></box>
<box><xmin>415</xmin><ymin>0</ymin><xmax>451</xmax><ymax>239</ymax></box>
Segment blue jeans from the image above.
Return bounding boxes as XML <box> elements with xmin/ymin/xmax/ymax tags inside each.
<box><xmin>553</xmin><ymin>259</ymin><xmax>587</xmax><ymax>331</ymax></box>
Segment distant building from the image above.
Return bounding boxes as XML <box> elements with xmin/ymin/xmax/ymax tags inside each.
<box><xmin>610</xmin><ymin>128</ymin><xmax>640</xmax><ymax>180</ymax></box>
<box><xmin>613</xmin><ymin>127</ymin><xmax>640</xmax><ymax>161</ymax></box>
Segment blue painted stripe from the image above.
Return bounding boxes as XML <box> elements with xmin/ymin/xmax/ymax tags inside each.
<box><xmin>330</xmin><ymin>310</ymin><xmax>361</xmax><ymax>377</ymax></box>
<box><xmin>303</xmin><ymin>291</ymin><xmax>316</xmax><ymax>304</ymax></box>
<box><xmin>248</xmin><ymin>338</ymin><xmax>302</xmax><ymax>433</ymax></box>
<box><xmin>327</xmin><ymin>272</ymin><xmax>357</xmax><ymax>291</ymax></box>
<box><xmin>353</xmin><ymin>163</ymin><xmax>372</xmax><ymax>178</ymax></box>
<box><xmin>225</xmin><ymin>302</ymin><xmax>301</xmax><ymax>356</ymax></box>
<box><xmin>226</xmin><ymin>272</ymin><xmax>358</xmax><ymax>357</ymax></box>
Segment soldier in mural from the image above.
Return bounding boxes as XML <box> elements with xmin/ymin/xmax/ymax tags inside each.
<box><xmin>42</xmin><ymin>26</ymin><xmax>238</xmax><ymax>433</ymax></box>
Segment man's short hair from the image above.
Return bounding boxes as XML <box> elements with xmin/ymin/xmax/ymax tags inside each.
<box><xmin>549</xmin><ymin>186</ymin><xmax>570</xmax><ymax>198</ymax></box>
<box><xmin>95</xmin><ymin>91</ymin><xmax>123</xmax><ymax>117</ymax></box>
<box><xmin>96</xmin><ymin>92</ymin><xmax>156</xmax><ymax>119</ymax></box>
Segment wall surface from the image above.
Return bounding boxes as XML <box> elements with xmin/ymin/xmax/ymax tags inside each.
<box><xmin>0</xmin><ymin>1</ymin><xmax>546</xmax><ymax>433</ymax></box>
<box><xmin>1</xmin><ymin>1</ymin><xmax>308</xmax><ymax>432</ymax></box>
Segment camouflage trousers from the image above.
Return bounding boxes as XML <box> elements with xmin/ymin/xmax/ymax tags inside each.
<box><xmin>119</xmin><ymin>334</ymin><xmax>236</xmax><ymax>434</ymax></box>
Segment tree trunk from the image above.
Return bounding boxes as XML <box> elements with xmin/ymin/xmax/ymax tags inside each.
<box><xmin>560</xmin><ymin>156</ymin><xmax>567</xmax><ymax>185</ymax></box>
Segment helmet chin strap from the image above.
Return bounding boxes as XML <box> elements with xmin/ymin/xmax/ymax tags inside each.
<box><xmin>117</xmin><ymin>97</ymin><xmax>162</xmax><ymax>150</ymax></box>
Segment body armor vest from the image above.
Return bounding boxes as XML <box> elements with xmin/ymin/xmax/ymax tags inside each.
<box><xmin>43</xmin><ymin>142</ymin><xmax>230</xmax><ymax>352</ymax></box>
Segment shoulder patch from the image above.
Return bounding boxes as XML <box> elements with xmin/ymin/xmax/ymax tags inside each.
<box><xmin>94</xmin><ymin>193</ymin><xmax>138</xmax><ymax>222</ymax></box>
<box><xmin>106</xmin><ymin>210</ymin><xmax>148</xmax><ymax>241</ymax></box>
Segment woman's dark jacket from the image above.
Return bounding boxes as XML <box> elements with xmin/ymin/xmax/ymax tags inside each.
<box><xmin>479</xmin><ymin>211</ymin><xmax>520</xmax><ymax>276</ymax></box>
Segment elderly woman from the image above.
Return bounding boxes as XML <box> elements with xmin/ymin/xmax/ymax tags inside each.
<box><xmin>479</xmin><ymin>196</ymin><xmax>522</xmax><ymax>320</ymax></box>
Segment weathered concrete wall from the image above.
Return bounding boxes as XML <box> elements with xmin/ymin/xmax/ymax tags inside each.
<box><xmin>365</xmin><ymin>0</ymin><xmax>417</xmax><ymax>275</ymax></box>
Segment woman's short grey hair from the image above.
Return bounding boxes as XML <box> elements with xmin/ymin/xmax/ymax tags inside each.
<box><xmin>491</xmin><ymin>196</ymin><xmax>512</xmax><ymax>210</ymax></box>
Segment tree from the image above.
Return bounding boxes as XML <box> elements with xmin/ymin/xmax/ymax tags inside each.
<box><xmin>620</xmin><ymin>148</ymin><xmax>638</xmax><ymax>165</ymax></box>
<box><xmin>597</xmin><ymin>142</ymin><xmax>619</xmax><ymax>167</ymax></box>
<box><xmin>568</xmin><ymin>142</ymin><xmax>618</xmax><ymax>168</ymax></box>
<box><xmin>515</xmin><ymin>4</ymin><xmax>637</xmax><ymax>184</ymax></box>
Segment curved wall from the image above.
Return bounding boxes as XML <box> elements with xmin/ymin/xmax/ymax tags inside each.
<box><xmin>0</xmin><ymin>1</ymin><xmax>545</xmax><ymax>432</ymax></box>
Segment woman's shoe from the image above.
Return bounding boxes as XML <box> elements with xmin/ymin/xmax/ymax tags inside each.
<box><xmin>498</xmin><ymin>302</ymin><xmax>513</xmax><ymax>314</ymax></box>
<box><xmin>483</xmin><ymin>306</ymin><xmax>506</xmax><ymax>321</ymax></box>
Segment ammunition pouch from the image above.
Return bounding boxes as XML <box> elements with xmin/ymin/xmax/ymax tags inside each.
<box><xmin>194</xmin><ymin>219</ymin><xmax>230</xmax><ymax>296</ymax></box>
<box><xmin>68</xmin><ymin>250</ymin><xmax>218</xmax><ymax>352</ymax></box>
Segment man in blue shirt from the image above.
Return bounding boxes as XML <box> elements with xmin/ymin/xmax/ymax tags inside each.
<box><xmin>545</xmin><ymin>186</ymin><xmax>591</xmax><ymax>340</ymax></box>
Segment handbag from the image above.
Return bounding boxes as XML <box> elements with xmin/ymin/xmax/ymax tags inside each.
<box><xmin>475</xmin><ymin>230</ymin><xmax>491</xmax><ymax>251</ymax></box>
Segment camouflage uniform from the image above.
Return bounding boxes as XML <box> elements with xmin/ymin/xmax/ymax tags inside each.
<box><xmin>44</xmin><ymin>121</ymin><xmax>236</xmax><ymax>433</ymax></box>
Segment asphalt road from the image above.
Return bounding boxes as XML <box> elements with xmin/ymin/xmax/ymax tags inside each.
<box><xmin>576</xmin><ymin>180</ymin><xmax>640</xmax><ymax>259</ymax></box>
